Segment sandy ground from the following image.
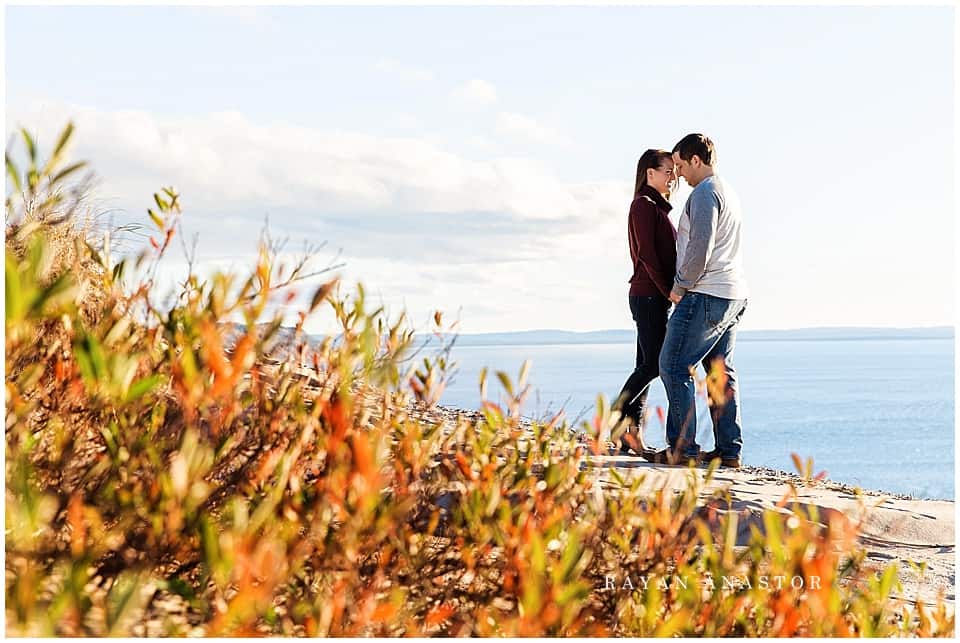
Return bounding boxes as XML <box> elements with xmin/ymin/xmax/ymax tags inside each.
<box><xmin>584</xmin><ymin>454</ymin><xmax>956</xmax><ymax>607</ymax></box>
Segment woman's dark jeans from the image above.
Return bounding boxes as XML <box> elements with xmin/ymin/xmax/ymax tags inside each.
<box><xmin>614</xmin><ymin>295</ymin><xmax>670</xmax><ymax>431</ymax></box>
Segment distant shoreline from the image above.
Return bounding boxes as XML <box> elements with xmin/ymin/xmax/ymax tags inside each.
<box><xmin>233</xmin><ymin>323</ymin><xmax>954</xmax><ymax>348</ymax></box>
<box><xmin>441</xmin><ymin>326</ymin><xmax>954</xmax><ymax>348</ymax></box>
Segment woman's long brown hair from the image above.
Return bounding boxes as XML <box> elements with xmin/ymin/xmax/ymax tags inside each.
<box><xmin>634</xmin><ymin>148</ymin><xmax>673</xmax><ymax>197</ymax></box>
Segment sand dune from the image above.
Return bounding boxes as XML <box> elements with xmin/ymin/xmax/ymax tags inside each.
<box><xmin>587</xmin><ymin>455</ymin><xmax>955</xmax><ymax>607</ymax></box>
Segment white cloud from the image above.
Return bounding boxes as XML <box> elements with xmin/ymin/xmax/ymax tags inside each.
<box><xmin>7</xmin><ymin>98</ymin><xmax>622</xmax><ymax>223</ymax></box>
<box><xmin>496</xmin><ymin>112</ymin><xmax>571</xmax><ymax>147</ymax></box>
<box><xmin>465</xmin><ymin>135</ymin><xmax>494</xmax><ymax>151</ymax></box>
<box><xmin>374</xmin><ymin>59</ymin><xmax>434</xmax><ymax>82</ymax></box>
<box><xmin>451</xmin><ymin>79</ymin><xmax>498</xmax><ymax>107</ymax></box>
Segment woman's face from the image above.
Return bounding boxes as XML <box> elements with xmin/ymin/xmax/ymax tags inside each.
<box><xmin>647</xmin><ymin>159</ymin><xmax>677</xmax><ymax>197</ymax></box>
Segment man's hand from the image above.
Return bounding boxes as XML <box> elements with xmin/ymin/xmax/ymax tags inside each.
<box><xmin>669</xmin><ymin>291</ymin><xmax>683</xmax><ymax>304</ymax></box>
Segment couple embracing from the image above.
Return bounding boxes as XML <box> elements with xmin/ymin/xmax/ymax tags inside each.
<box><xmin>613</xmin><ymin>133</ymin><xmax>748</xmax><ymax>469</ymax></box>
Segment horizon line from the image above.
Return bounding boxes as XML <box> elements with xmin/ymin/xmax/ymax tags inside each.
<box><xmin>446</xmin><ymin>324</ymin><xmax>955</xmax><ymax>336</ymax></box>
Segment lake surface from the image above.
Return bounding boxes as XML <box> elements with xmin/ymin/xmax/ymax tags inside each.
<box><xmin>438</xmin><ymin>338</ymin><xmax>955</xmax><ymax>500</ymax></box>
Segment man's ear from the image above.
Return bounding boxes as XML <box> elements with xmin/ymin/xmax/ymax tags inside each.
<box><xmin>690</xmin><ymin>155</ymin><xmax>702</xmax><ymax>168</ymax></box>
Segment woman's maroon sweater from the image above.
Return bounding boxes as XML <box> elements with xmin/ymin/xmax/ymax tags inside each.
<box><xmin>627</xmin><ymin>184</ymin><xmax>677</xmax><ymax>299</ymax></box>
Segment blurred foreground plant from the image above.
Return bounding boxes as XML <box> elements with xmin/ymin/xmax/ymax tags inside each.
<box><xmin>5</xmin><ymin>125</ymin><xmax>954</xmax><ymax>636</ymax></box>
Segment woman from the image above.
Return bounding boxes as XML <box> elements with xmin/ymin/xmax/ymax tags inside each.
<box><xmin>613</xmin><ymin>149</ymin><xmax>678</xmax><ymax>455</ymax></box>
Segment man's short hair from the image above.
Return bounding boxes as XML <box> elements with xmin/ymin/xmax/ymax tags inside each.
<box><xmin>673</xmin><ymin>133</ymin><xmax>716</xmax><ymax>166</ymax></box>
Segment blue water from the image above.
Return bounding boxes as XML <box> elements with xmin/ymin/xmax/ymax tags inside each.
<box><xmin>439</xmin><ymin>338</ymin><xmax>955</xmax><ymax>500</ymax></box>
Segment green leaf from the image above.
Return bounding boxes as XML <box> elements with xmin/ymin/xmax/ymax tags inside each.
<box><xmin>556</xmin><ymin>580</ymin><xmax>589</xmax><ymax>606</ymax></box>
<box><xmin>161</xmin><ymin>577</ymin><xmax>196</xmax><ymax>601</ymax></box>
<box><xmin>722</xmin><ymin>512</ymin><xmax>738</xmax><ymax>566</ymax></box>
<box><xmin>530</xmin><ymin>533</ymin><xmax>546</xmax><ymax>575</ymax></box>
<box><xmin>495</xmin><ymin>370</ymin><xmax>513</xmax><ymax>397</ymax></box>
<box><xmin>31</xmin><ymin>272</ymin><xmax>74</xmax><ymax>317</ymax></box>
<box><xmin>484</xmin><ymin>483</ymin><xmax>501</xmax><ymax>517</ymax></box>
<box><xmin>50</xmin><ymin>121</ymin><xmax>74</xmax><ymax>162</ymax></box>
<box><xmin>49</xmin><ymin>161</ymin><xmax>86</xmax><ymax>186</ymax></box>
<box><xmin>178</xmin><ymin>345</ymin><xmax>199</xmax><ymax>385</ymax></box>
<box><xmin>76</xmin><ymin>332</ymin><xmax>107</xmax><ymax>383</ymax></box>
<box><xmin>20</xmin><ymin>127</ymin><xmax>37</xmax><ymax>164</ymax></box>
<box><xmin>84</xmin><ymin>240</ymin><xmax>106</xmax><ymax>269</ymax></box>
<box><xmin>27</xmin><ymin>234</ymin><xmax>44</xmax><ymax>266</ymax></box>
<box><xmin>42</xmin><ymin>122</ymin><xmax>77</xmax><ymax>177</ymax></box>
<box><xmin>558</xmin><ymin>533</ymin><xmax>584</xmax><ymax>584</ymax></box>
<box><xmin>112</xmin><ymin>260</ymin><xmax>126</xmax><ymax>284</ymax></box>
<box><xmin>103</xmin><ymin>316</ymin><xmax>132</xmax><ymax>347</ymax></box>
<box><xmin>147</xmin><ymin>208</ymin><xmax>163</xmax><ymax>229</ymax></box>
<box><xmin>609</xmin><ymin>467</ymin><xmax>626</xmax><ymax>486</ymax></box>
<box><xmin>518</xmin><ymin>359</ymin><xmax>531</xmax><ymax>389</ymax></box>
<box><xmin>99</xmin><ymin>424</ymin><xmax>119</xmax><ymax>457</ymax></box>
<box><xmin>595</xmin><ymin>393</ymin><xmax>609</xmax><ymax>420</ymax></box>
<box><xmin>654</xmin><ymin>608</ymin><xmax>690</xmax><ymax>637</ymax></box>
<box><xmin>878</xmin><ymin>563</ymin><xmax>899</xmax><ymax>598</ymax></box>
<box><xmin>544</xmin><ymin>462</ymin><xmax>562</xmax><ymax>489</ymax></box>
<box><xmin>113</xmin><ymin>357</ymin><xmax>140</xmax><ymax>398</ymax></box>
<box><xmin>125</xmin><ymin>375</ymin><xmax>161</xmax><ymax>403</ymax></box>
<box><xmin>762</xmin><ymin>511</ymin><xmax>784</xmax><ymax>559</ymax></box>
<box><xmin>5</xmin><ymin>252</ymin><xmax>24</xmax><ymax>323</ymax></box>
<box><xmin>106</xmin><ymin>571</ymin><xmax>142</xmax><ymax>634</ymax></box>
<box><xmin>5</xmin><ymin>153</ymin><xmax>22</xmax><ymax>194</ymax></box>
<box><xmin>199</xmin><ymin>516</ymin><xmax>222</xmax><ymax>582</ymax></box>
<box><xmin>153</xmin><ymin>193</ymin><xmax>170</xmax><ymax>211</ymax></box>
<box><xmin>74</xmin><ymin>345</ymin><xmax>95</xmax><ymax>385</ymax></box>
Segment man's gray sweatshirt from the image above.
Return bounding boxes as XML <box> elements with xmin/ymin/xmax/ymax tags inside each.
<box><xmin>672</xmin><ymin>174</ymin><xmax>749</xmax><ymax>300</ymax></box>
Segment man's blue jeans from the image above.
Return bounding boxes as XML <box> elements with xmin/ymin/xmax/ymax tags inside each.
<box><xmin>659</xmin><ymin>291</ymin><xmax>747</xmax><ymax>460</ymax></box>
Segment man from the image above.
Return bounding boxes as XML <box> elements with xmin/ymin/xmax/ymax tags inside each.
<box><xmin>643</xmin><ymin>133</ymin><xmax>748</xmax><ymax>468</ymax></box>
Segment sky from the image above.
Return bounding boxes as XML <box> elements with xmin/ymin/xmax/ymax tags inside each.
<box><xmin>5</xmin><ymin>4</ymin><xmax>955</xmax><ymax>334</ymax></box>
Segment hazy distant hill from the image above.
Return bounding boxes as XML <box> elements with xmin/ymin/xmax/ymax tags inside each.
<box><xmin>444</xmin><ymin>326</ymin><xmax>954</xmax><ymax>347</ymax></box>
<box><xmin>224</xmin><ymin>323</ymin><xmax>953</xmax><ymax>353</ymax></box>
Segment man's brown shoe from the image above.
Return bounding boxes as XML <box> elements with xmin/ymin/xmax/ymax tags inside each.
<box><xmin>698</xmin><ymin>450</ymin><xmax>741</xmax><ymax>468</ymax></box>
<box><xmin>642</xmin><ymin>449</ymin><xmax>702</xmax><ymax>466</ymax></box>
